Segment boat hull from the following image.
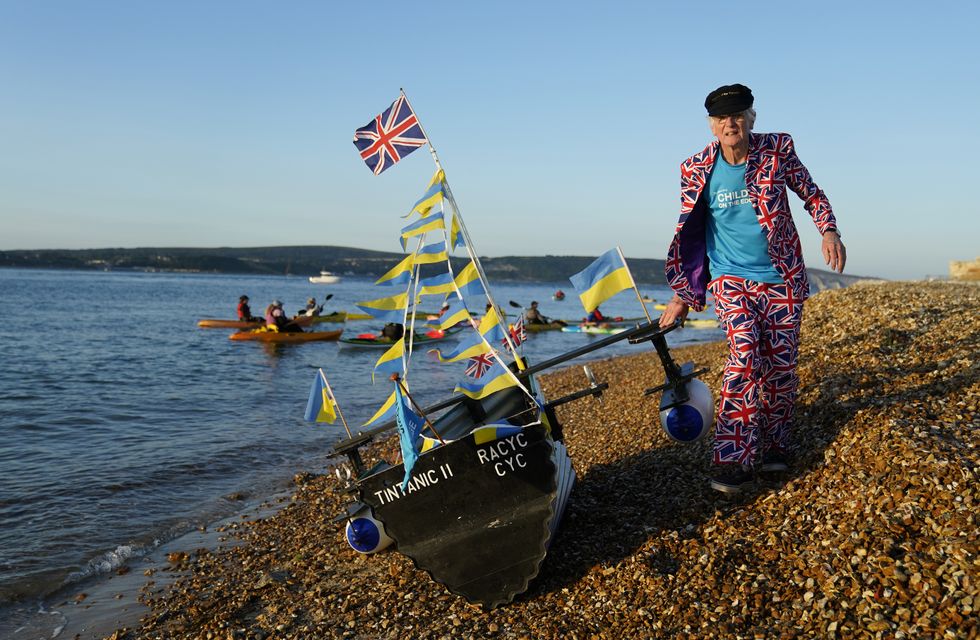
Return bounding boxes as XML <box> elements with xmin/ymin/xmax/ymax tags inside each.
<box><xmin>309</xmin><ymin>272</ymin><xmax>341</xmax><ymax>284</ymax></box>
<box><xmin>228</xmin><ymin>329</ymin><xmax>342</xmax><ymax>343</ymax></box>
<box><xmin>358</xmin><ymin>423</ymin><xmax>572</xmax><ymax>608</ymax></box>
<box><xmin>338</xmin><ymin>332</ymin><xmax>455</xmax><ymax>349</ymax></box>
<box><xmin>304</xmin><ymin>312</ymin><xmax>348</xmax><ymax>324</ymax></box>
<box><xmin>197</xmin><ymin>319</ymin><xmax>262</xmax><ymax>329</ymax></box>
<box><xmin>562</xmin><ymin>325</ymin><xmax>627</xmax><ymax>335</ymax></box>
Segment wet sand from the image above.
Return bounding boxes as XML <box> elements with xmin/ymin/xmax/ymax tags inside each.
<box><xmin>71</xmin><ymin>281</ymin><xmax>979</xmax><ymax>639</ymax></box>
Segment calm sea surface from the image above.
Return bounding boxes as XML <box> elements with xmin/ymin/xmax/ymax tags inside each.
<box><xmin>0</xmin><ymin>268</ymin><xmax>721</xmax><ymax>613</ymax></box>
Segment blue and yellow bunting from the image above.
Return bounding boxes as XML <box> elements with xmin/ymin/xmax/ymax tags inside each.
<box><xmin>453</xmin><ymin>260</ymin><xmax>485</xmax><ymax>298</ymax></box>
<box><xmin>373</xmin><ymin>339</ymin><xmax>405</xmax><ymax>382</ymax></box>
<box><xmin>418</xmin><ymin>271</ymin><xmax>455</xmax><ymax>297</ymax></box>
<box><xmin>375</xmin><ymin>254</ymin><xmax>415</xmax><ymax>286</ymax></box>
<box><xmin>415</xmin><ymin>240</ymin><xmax>448</xmax><ymax>265</ymax></box>
<box><xmin>406</xmin><ymin>170</ymin><xmax>445</xmax><ymax>218</ymax></box>
<box><xmin>430</xmin><ymin>308</ymin><xmax>505</xmax><ymax>363</ymax></box>
<box><xmin>438</xmin><ymin>298</ymin><xmax>473</xmax><ymax>330</ymax></box>
<box><xmin>454</xmin><ymin>358</ymin><xmax>518</xmax><ymax>400</ymax></box>
<box><xmin>363</xmin><ymin>390</ymin><xmax>397</xmax><ymax>427</ymax></box>
<box><xmin>449</xmin><ymin>213</ymin><xmax>465</xmax><ymax>250</ymax></box>
<box><xmin>355</xmin><ymin>291</ymin><xmax>408</xmax><ymax>324</ymax></box>
<box><xmin>400</xmin><ymin>211</ymin><xmax>445</xmax><ymax>250</ymax></box>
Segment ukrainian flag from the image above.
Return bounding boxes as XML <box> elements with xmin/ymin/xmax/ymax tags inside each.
<box><xmin>355</xmin><ymin>292</ymin><xmax>407</xmax><ymax>324</ymax></box>
<box><xmin>568</xmin><ymin>248</ymin><xmax>634</xmax><ymax>312</ymax></box>
<box><xmin>363</xmin><ymin>390</ymin><xmax>397</xmax><ymax>426</ymax></box>
<box><xmin>418</xmin><ymin>271</ymin><xmax>454</xmax><ymax>297</ymax></box>
<box><xmin>415</xmin><ymin>240</ymin><xmax>448</xmax><ymax>265</ymax></box>
<box><xmin>453</xmin><ymin>260</ymin><xmax>485</xmax><ymax>297</ymax></box>
<box><xmin>375</xmin><ymin>254</ymin><xmax>415</xmax><ymax>286</ymax></box>
<box><xmin>373</xmin><ymin>339</ymin><xmax>405</xmax><ymax>382</ymax></box>
<box><xmin>400</xmin><ymin>212</ymin><xmax>445</xmax><ymax>250</ymax></box>
<box><xmin>407</xmin><ymin>170</ymin><xmax>445</xmax><ymax>218</ymax></box>
<box><xmin>304</xmin><ymin>369</ymin><xmax>337</xmax><ymax>424</ymax></box>
<box><xmin>454</xmin><ymin>358</ymin><xmax>518</xmax><ymax>400</ymax></box>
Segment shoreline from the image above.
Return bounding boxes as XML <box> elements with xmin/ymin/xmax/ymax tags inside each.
<box><xmin>23</xmin><ymin>281</ymin><xmax>980</xmax><ymax>638</ymax></box>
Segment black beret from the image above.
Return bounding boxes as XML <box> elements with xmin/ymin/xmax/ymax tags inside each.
<box><xmin>704</xmin><ymin>84</ymin><xmax>754</xmax><ymax>116</ymax></box>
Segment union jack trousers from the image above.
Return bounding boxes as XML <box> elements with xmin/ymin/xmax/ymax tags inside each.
<box><xmin>709</xmin><ymin>276</ymin><xmax>804</xmax><ymax>465</ymax></box>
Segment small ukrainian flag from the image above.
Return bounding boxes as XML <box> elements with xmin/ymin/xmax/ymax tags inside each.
<box><xmin>569</xmin><ymin>247</ymin><xmax>634</xmax><ymax>312</ymax></box>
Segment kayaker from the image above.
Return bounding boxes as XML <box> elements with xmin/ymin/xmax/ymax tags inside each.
<box><xmin>299</xmin><ymin>297</ymin><xmax>322</xmax><ymax>317</ymax></box>
<box><xmin>659</xmin><ymin>83</ymin><xmax>845</xmax><ymax>494</ymax></box>
<box><xmin>381</xmin><ymin>323</ymin><xmax>404</xmax><ymax>341</ymax></box>
<box><xmin>525</xmin><ymin>301</ymin><xmax>547</xmax><ymax>324</ymax></box>
<box><xmin>266</xmin><ymin>300</ymin><xmax>303</xmax><ymax>333</ymax></box>
<box><xmin>237</xmin><ymin>295</ymin><xmax>255</xmax><ymax>322</ymax></box>
<box><xmin>584</xmin><ymin>306</ymin><xmax>606</xmax><ymax>324</ymax></box>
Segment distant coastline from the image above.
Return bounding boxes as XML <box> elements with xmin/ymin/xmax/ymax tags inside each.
<box><xmin>0</xmin><ymin>245</ymin><xmax>870</xmax><ymax>289</ymax></box>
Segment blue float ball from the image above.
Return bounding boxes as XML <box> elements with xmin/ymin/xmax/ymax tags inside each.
<box><xmin>659</xmin><ymin>379</ymin><xmax>714</xmax><ymax>442</ymax></box>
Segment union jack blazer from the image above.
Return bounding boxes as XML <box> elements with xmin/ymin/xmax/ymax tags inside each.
<box><xmin>665</xmin><ymin>132</ymin><xmax>838</xmax><ymax>311</ymax></box>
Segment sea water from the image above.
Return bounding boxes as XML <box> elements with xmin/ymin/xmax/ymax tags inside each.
<box><xmin>0</xmin><ymin>268</ymin><xmax>720</xmax><ymax>622</ymax></box>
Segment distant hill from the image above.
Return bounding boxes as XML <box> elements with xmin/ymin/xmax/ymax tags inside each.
<box><xmin>0</xmin><ymin>245</ymin><xmax>869</xmax><ymax>289</ymax></box>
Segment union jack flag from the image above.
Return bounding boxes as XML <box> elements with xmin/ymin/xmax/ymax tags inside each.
<box><xmin>508</xmin><ymin>314</ymin><xmax>526</xmax><ymax>347</ymax></box>
<box><xmin>353</xmin><ymin>95</ymin><xmax>427</xmax><ymax>175</ymax></box>
<box><xmin>465</xmin><ymin>352</ymin><xmax>496</xmax><ymax>378</ymax></box>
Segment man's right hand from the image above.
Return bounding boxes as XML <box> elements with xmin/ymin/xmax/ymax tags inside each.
<box><xmin>659</xmin><ymin>296</ymin><xmax>689</xmax><ymax>328</ymax></box>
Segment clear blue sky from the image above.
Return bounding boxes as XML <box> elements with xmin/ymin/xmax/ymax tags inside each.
<box><xmin>2</xmin><ymin>1</ymin><xmax>977</xmax><ymax>280</ymax></box>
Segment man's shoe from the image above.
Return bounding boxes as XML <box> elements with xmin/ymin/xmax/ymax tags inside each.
<box><xmin>710</xmin><ymin>465</ymin><xmax>753</xmax><ymax>494</ymax></box>
<box><xmin>760</xmin><ymin>451</ymin><xmax>789</xmax><ymax>473</ymax></box>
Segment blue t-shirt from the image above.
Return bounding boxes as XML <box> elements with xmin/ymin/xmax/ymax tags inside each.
<box><xmin>706</xmin><ymin>156</ymin><xmax>783</xmax><ymax>284</ymax></box>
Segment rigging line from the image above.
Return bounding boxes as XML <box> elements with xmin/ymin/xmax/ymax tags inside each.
<box><xmin>402</xmin><ymin>235</ymin><xmax>427</xmax><ymax>384</ymax></box>
<box><xmin>617</xmin><ymin>245</ymin><xmax>653</xmax><ymax>324</ymax></box>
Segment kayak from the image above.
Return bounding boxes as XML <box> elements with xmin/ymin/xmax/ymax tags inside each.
<box><xmin>526</xmin><ymin>316</ymin><xmax>646</xmax><ymax>332</ymax></box>
<box><xmin>345</xmin><ymin>310</ymin><xmax>446</xmax><ymax>322</ymax></box>
<box><xmin>682</xmin><ymin>318</ymin><xmax>719</xmax><ymax>329</ymax></box>
<box><xmin>198</xmin><ymin>319</ymin><xmax>262</xmax><ymax>329</ymax></box>
<box><xmin>339</xmin><ymin>329</ymin><xmax>458</xmax><ymax>349</ymax></box>
<box><xmin>229</xmin><ymin>328</ymin><xmax>343</xmax><ymax>343</ymax></box>
<box><xmin>640</xmin><ymin>298</ymin><xmax>667</xmax><ymax>310</ymax></box>
<box><xmin>561</xmin><ymin>325</ymin><xmax>627</xmax><ymax>335</ymax></box>
<box><xmin>200</xmin><ymin>315</ymin><xmax>320</xmax><ymax>329</ymax></box>
<box><xmin>304</xmin><ymin>312</ymin><xmax>350</xmax><ymax>324</ymax></box>
<box><xmin>525</xmin><ymin>321</ymin><xmax>568</xmax><ymax>333</ymax></box>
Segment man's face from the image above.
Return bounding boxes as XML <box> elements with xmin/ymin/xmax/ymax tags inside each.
<box><xmin>709</xmin><ymin>112</ymin><xmax>748</xmax><ymax>148</ymax></box>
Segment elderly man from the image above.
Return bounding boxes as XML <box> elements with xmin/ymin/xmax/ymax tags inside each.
<box><xmin>660</xmin><ymin>83</ymin><xmax>846</xmax><ymax>494</ymax></box>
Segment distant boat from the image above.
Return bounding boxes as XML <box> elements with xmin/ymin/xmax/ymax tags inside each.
<box><xmin>309</xmin><ymin>271</ymin><xmax>341</xmax><ymax>284</ymax></box>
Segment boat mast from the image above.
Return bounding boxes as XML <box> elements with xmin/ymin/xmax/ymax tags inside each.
<box><xmin>399</xmin><ymin>89</ymin><xmax>525</xmax><ymax>371</ymax></box>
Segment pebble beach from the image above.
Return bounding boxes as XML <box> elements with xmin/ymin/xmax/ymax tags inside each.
<box><xmin>91</xmin><ymin>281</ymin><xmax>977</xmax><ymax>639</ymax></box>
